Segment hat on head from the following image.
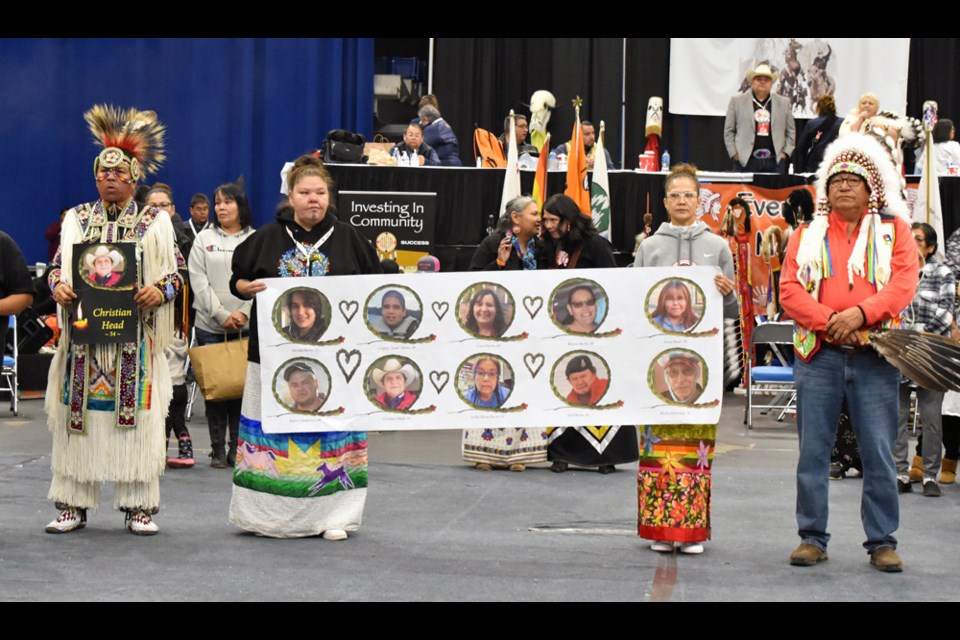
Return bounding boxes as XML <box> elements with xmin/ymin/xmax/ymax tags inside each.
<box><xmin>814</xmin><ymin>132</ymin><xmax>908</xmax><ymax>219</ymax></box>
<box><xmin>372</xmin><ymin>358</ymin><xmax>418</xmax><ymax>387</ymax></box>
<box><xmin>283</xmin><ymin>362</ymin><xmax>316</xmax><ymax>381</ymax></box>
<box><xmin>565</xmin><ymin>354</ymin><xmax>596</xmax><ymax>377</ymax></box>
<box><xmin>416</xmin><ymin>255</ymin><xmax>440</xmax><ymax>272</ymax></box>
<box><xmin>84</xmin><ymin>245</ymin><xmax>124</xmax><ymax>272</ymax></box>
<box><xmin>746</xmin><ymin>64</ymin><xmax>778</xmax><ymax>83</ymax></box>
<box><xmin>85</xmin><ymin>104</ymin><xmax>166</xmax><ymax>182</ymax></box>
<box><xmin>657</xmin><ymin>350</ymin><xmax>700</xmax><ymax>369</ymax></box>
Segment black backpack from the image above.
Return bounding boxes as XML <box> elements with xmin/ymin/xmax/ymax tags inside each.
<box><xmin>322</xmin><ymin>129</ymin><xmax>367</xmax><ymax>164</ymax></box>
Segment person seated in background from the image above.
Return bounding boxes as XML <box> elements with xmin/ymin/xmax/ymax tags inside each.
<box><xmin>552</xmin><ymin>120</ymin><xmax>614</xmax><ymax>169</ymax></box>
<box><xmin>499</xmin><ymin>113</ymin><xmax>537</xmax><ymax>156</ymax></box>
<box><xmin>917</xmin><ymin>119</ymin><xmax>960</xmax><ymax>176</ymax></box>
<box><xmin>418</xmin><ymin>104</ymin><xmax>461</xmax><ymax>167</ymax></box>
<box><xmin>390</xmin><ymin>123</ymin><xmax>440</xmax><ymax>166</ymax></box>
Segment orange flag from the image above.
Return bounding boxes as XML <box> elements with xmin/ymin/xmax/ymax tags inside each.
<box><xmin>565</xmin><ymin>105</ymin><xmax>590</xmax><ymax>215</ymax></box>
<box><xmin>533</xmin><ymin>133</ymin><xmax>551</xmax><ymax>211</ymax></box>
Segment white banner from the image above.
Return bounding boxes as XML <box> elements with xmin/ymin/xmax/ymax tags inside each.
<box><xmin>669</xmin><ymin>38</ymin><xmax>910</xmax><ymax>118</ymax></box>
<box><xmin>256</xmin><ymin>267</ymin><xmax>723</xmax><ymax>433</ymax></box>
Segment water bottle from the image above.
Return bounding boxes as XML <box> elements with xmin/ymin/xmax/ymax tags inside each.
<box><xmin>391</xmin><ymin>147</ymin><xmax>400</xmax><ymax>165</ymax></box>
<box><xmin>548</xmin><ymin>150</ymin><xmax>558</xmax><ymax>171</ymax></box>
<box><xmin>661</xmin><ymin>149</ymin><xmax>670</xmax><ymax>172</ymax></box>
<box><xmin>400</xmin><ymin>151</ymin><xmax>409</xmax><ymax>167</ymax></box>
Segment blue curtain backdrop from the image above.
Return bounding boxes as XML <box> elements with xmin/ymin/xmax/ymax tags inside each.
<box><xmin>0</xmin><ymin>37</ymin><xmax>373</xmax><ymax>262</ymax></box>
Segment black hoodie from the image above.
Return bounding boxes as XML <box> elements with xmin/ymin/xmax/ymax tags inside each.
<box><xmin>230</xmin><ymin>205</ymin><xmax>382</xmax><ymax>363</ymax></box>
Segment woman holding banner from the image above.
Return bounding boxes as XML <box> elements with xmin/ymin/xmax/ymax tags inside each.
<box><xmin>539</xmin><ymin>194</ymin><xmax>639</xmax><ymax>475</ymax></box>
<box><xmin>463</xmin><ymin>195</ymin><xmax>549</xmax><ymax>472</ymax></box>
<box><xmin>228</xmin><ymin>155</ymin><xmax>381</xmax><ymax>539</ymax></box>
<box><xmin>633</xmin><ymin>164</ymin><xmax>738</xmax><ymax>555</ymax></box>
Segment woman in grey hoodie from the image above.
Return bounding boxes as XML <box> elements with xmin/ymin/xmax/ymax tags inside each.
<box><xmin>633</xmin><ymin>164</ymin><xmax>738</xmax><ymax>556</ymax></box>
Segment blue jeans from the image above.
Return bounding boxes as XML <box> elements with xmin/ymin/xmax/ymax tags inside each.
<box><xmin>794</xmin><ymin>345</ymin><xmax>900</xmax><ymax>552</ymax></box>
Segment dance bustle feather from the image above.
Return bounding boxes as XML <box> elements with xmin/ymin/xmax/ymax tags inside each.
<box><xmin>866</xmin><ymin>329</ymin><xmax>960</xmax><ymax>392</ymax></box>
<box><xmin>84</xmin><ymin>104</ymin><xmax>167</xmax><ymax>176</ymax></box>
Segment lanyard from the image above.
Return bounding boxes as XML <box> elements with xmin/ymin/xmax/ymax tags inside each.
<box><xmin>284</xmin><ymin>224</ymin><xmax>334</xmax><ymax>262</ymax></box>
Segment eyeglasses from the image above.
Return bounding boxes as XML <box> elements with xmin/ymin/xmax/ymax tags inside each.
<box><xmin>666</xmin><ymin>367</ymin><xmax>695</xmax><ymax>378</ymax></box>
<box><xmin>569</xmin><ymin>299</ymin><xmax>596</xmax><ymax>309</ymax></box>
<box><xmin>828</xmin><ymin>176</ymin><xmax>864</xmax><ymax>189</ymax></box>
<box><xmin>666</xmin><ymin>192</ymin><xmax>698</xmax><ymax>201</ymax></box>
<box><xmin>152</xmin><ymin>201</ymin><xmax>173</xmax><ymax>209</ymax></box>
<box><xmin>475</xmin><ymin>370</ymin><xmax>499</xmax><ymax>379</ymax></box>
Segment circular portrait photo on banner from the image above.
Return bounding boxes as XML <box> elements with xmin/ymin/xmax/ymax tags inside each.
<box><xmin>272</xmin><ymin>287</ymin><xmax>332</xmax><ymax>344</ymax></box>
<box><xmin>365</xmin><ymin>355</ymin><xmax>423</xmax><ymax>412</ymax></box>
<box><xmin>457</xmin><ymin>283</ymin><xmax>516</xmax><ymax>339</ymax></box>
<box><xmin>79</xmin><ymin>243</ymin><xmax>132</xmax><ymax>289</ymax></box>
<box><xmin>272</xmin><ymin>358</ymin><xmax>331</xmax><ymax>414</ymax></box>
<box><xmin>646</xmin><ymin>278</ymin><xmax>705</xmax><ymax>333</ymax></box>
<box><xmin>649</xmin><ymin>348</ymin><xmax>708</xmax><ymax>405</ymax></box>
<box><xmin>551</xmin><ymin>351</ymin><xmax>611</xmax><ymax>408</ymax></box>
<box><xmin>550</xmin><ymin>278</ymin><xmax>608</xmax><ymax>334</ymax></box>
<box><xmin>365</xmin><ymin>285</ymin><xmax>423</xmax><ymax>340</ymax></box>
<box><xmin>455</xmin><ymin>354</ymin><xmax>515</xmax><ymax>409</ymax></box>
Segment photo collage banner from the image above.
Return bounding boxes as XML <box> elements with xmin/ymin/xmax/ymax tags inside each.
<box><xmin>256</xmin><ymin>267</ymin><xmax>723</xmax><ymax>433</ymax></box>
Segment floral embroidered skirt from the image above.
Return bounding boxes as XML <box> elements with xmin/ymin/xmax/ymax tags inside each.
<box><xmin>462</xmin><ymin>428</ymin><xmax>549</xmax><ymax>466</ymax></box>
<box><xmin>637</xmin><ymin>424</ymin><xmax>715</xmax><ymax>543</ymax></box>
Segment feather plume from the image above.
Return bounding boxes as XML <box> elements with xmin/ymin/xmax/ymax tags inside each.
<box><xmin>84</xmin><ymin>104</ymin><xmax>166</xmax><ymax>176</ymax></box>
<box><xmin>867</xmin><ymin>329</ymin><xmax>960</xmax><ymax>392</ymax></box>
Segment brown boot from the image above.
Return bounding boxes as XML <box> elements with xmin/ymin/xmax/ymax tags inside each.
<box><xmin>789</xmin><ymin>543</ymin><xmax>828</xmax><ymax>566</ymax></box>
<box><xmin>869</xmin><ymin>546</ymin><xmax>903</xmax><ymax>572</ymax></box>
<box><xmin>908</xmin><ymin>455</ymin><xmax>924</xmax><ymax>483</ymax></box>
<box><xmin>940</xmin><ymin>458</ymin><xmax>957</xmax><ymax>484</ymax></box>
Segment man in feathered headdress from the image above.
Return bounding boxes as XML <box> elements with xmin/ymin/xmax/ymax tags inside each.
<box><xmin>780</xmin><ymin>133</ymin><xmax>918</xmax><ymax>572</ymax></box>
<box><xmin>44</xmin><ymin>105</ymin><xmax>183</xmax><ymax>536</ymax></box>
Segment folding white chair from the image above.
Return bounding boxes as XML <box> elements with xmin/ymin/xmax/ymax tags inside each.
<box><xmin>745</xmin><ymin>321</ymin><xmax>796</xmax><ymax>429</ymax></box>
<box><xmin>1</xmin><ymin>316</ymin><xmax>19</xmax><ymax>415</ymax></box>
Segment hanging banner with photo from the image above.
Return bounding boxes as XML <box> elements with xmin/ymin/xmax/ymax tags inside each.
<box><xmin>669</xmin><ymin>38</ymin><xmax>910</xmax><ymax>118</ymax></box>
<box><xmin>340</xmin><ymin>191</ymin><xmax>436</xmax><ymax>272</ymax></box>
<box><xmin>70</xmin><ymin>242</ymin><xmax>139</xmax><ymax>344</ymax></box>
<box><xmin>256</xmin><ymin>267</ymin><xmax>723</xmax><ymax>433</ymax></box>
<box><xmin>691</xmin><ymin>182</ymin><xmax>813</xmax><ymax>311</ymax></box>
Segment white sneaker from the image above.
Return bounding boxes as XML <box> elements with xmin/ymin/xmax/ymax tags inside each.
<box><xmin>125</xmin><ymin>510</ymin><xmax>159</xmax><ymax>536</ymax></box>
<box><xmin>45</xmin><ymin>507</ymin><xmax>86</xmax><ymax>534</ymax></box>
<box><xmin>322</xmin><ymin>529</ymin><xmax>348</xmax><ymax>541</ymax></box>
<box><xmin>680</xmin><ymin>542</ymin><xmax>704</xmax><ymax>554</ymax></box>
<box><xmin>650</xmin><ymin>540</ymin><xmax>675</xmax><ymax>553</ymax></box>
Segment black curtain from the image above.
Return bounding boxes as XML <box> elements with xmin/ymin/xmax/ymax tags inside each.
<box><xmin>436</xmin><ymin>38</ymin><xmax>960</xmax><ymax>175</ymax></box>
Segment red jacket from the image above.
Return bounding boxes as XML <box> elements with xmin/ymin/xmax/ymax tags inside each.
<box><xmin>566</xmin><ymin>377</ymin><xmax>609</xmax><ymax>406</ymax></box>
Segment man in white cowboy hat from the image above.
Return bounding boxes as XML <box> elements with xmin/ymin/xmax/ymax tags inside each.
<box><xmin>780</xmin><ymin>133</ymin><xmax>918</xmax><ymax>572</ymax></box>
<box><xmin>283</xmin><ymin>362</ymin><xmax>326</xmax><ymax>413</ymax></box>
<box><xmin>84</xmin><ymin>245</ymin><xmax>124</xmax><ymax>287</ymax></box>
<box><xmin>372</xmin><ymin>358</ymin><xmax>419</xmax><ymax>410</ymax></box>
<box><xmin>724</xmin><ymin>63</ymin><xmax>796</xmax><ymax>172</ymax></box>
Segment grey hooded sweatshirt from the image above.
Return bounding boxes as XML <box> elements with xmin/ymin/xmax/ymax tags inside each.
<box><xmin>633</xmin><ymin>221</ymin><xmax>740</xmax><ymax>319</ymax></box>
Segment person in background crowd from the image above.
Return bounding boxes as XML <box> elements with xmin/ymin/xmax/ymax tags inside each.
<box><xmin>183</xmin><ymin>193</ymin><xmax>211</xmax><ymax>241</ymax></box>
<box><xmin>418</xmin><ymin>104</ymin><xmax>461</xmax><ymax>167</ymax></box>
<box><xmin>499</xmin><ymin>113</ymin><xmax>537</xmax><ymax>156</ymax></box>
<box><xmin>894</xmin><ymin>222</ymin><xmax>955</xmax><ymax>497</ymax></box>
<box><xmin>0</xmin><ymin>230</ymin><xmax>35</xmax><ymax>351</ymax></box>
<box><xmin>724</xmin><ymin>64</ymin><xmax>796</xmax><ymax>173</ymax></box>
<box><xmin>552</xmin><ymin>120</ymin><xmax>615</xmax><ymax>170</ymax></box>
<box><xmin>390</xmin><ymin>123</ymin><xmax>440</xmax><ymax>167</ymax></box>
<box><xmin>189</xmin><ymin>180</ymin><xmax>255</xmax><ymax>469</ymax></box>
<box><xmin>917</xmin><ymin>119</ymin><xmax>960</xmax><ymax>176</ymax></box>
<box><xmin>44</xmin><ymin>209</ymin><xmax>68</xmax><ymax>263</ymax></box>
<box><xmin>796</xmin><ymin>94</ymin><xmax>843</xmax><ymax>173</ymax></box>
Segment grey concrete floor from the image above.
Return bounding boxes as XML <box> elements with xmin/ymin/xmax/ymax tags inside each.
<box><xmin>1</xmin><ymin>391</ymin><xmax>958</xmax><ymax>601</ymax></box>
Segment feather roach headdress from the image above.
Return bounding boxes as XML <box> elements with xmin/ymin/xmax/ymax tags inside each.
<box><xmin>85</xmin><ymin>104</ymin><xmax>166</xmax><ymax>182</ymax></box>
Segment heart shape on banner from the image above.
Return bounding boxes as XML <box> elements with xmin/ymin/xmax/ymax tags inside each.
<box><xmin>431</xmin><ymin>301</ymin><xmax>449</xmax><ymax>321</ymax></box>
<box><xmin>339</xmin><ymin>300</ymin><xmax>359</xmax><ymax>323</ymax></box>
<box><xmin>429</xmin><ymin>370</ymin><xmax>450</xmax><ymax>394</ymax></box>
<box><xmin>523</xmin><ymin>296</ymin><xmax>543</xmax><ymax>319</ymax></box>
<box><xmin>523</xmin><ymin>353</ymin><xmax>545</xmax><ymax>378</ymax></box>
<box><xmin>336</xmin><ymin>349</ymin><xmax>362</xmax><ymax>382</ymax></box>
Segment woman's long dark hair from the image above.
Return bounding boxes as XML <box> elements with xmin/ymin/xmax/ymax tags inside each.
<box><xmin>285</xmin><ymin>289</ymin><xmax>326</xmax><ymax>342</ymax></box>
<box><xmin>465</xmin><ymin>289</ymin><xmax>507</xmax><ymax>337</ymax></box>
<box><xmin>652</xmin><ymin>280</ymin><xmax>699</xmax><ymax>329</ymax></box>
<box><xmin>540</xmin><ymin>193</ymin><xmax>597</xmax><ymax>257</ymax></box>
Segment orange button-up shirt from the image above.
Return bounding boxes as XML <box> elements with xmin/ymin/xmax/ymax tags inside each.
<box><xmin>780</xmin><ymin>211</ymin><xmax>918</xmax><ymax>333</ymax></box>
